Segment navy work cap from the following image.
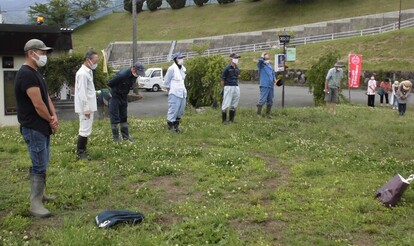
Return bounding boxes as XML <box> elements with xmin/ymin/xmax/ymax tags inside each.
<box><xmin>133</xmin><ymin>62</ymin><xmax>145</xmax><ymax>76</ymax></box>
<box><xmin>172</xmin><ymin>52</ymin><xmax>185</xmax><ymax>60</ymax></box>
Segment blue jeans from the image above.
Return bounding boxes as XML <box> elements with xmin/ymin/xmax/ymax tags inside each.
<box><xmin>21</xmin><ymin>127</ymin><xmax>50</xmax><ymax>175</ymax></box>
<box><xmin>258</xmin><ymin>86</ymin><xmax>274</xmax><ymax>106</ymax></box>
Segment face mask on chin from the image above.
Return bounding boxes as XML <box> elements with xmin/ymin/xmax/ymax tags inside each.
<box><xmin>232</xmin><ymin>58</ymin><xmax>239</xmax><ymax>64</ymax></box>
<box><xmin>32</xmin><ymin>51</ymin><xmax>47</xmax><ymax>67</ymax></box>
<box><xmin>264</xmin><ymin>60</ymin><xmax>270</xmax><ymax>64</ymax></box>
<box><xmin>132</xmin><ymin>72</ymin><xmax>139</xmax><ymax>77</ymax></box>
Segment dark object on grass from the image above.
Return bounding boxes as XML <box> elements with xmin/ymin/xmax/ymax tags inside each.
<box><xmin>96</xmin><ymin>210</ymin><xmax>144</xmax><ymax>228</ymax></box>
<box><xmin>375</xmin><ymin>174</ymin><xmax>413</xmax><ymax>207</ymax></box>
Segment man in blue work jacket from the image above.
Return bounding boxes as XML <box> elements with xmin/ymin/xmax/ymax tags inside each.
<box><xmin>107</xmin><ymin>62</ymin><xmax>145</xmax><ymax>142</ymax></box>
<box><xmin>256</xmin><ymin>52</ymin><xmax>278</xmax><ymax>117</ymax></box>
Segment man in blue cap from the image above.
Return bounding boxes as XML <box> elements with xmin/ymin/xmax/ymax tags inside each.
<box><xmin>107</xmin><ymin>62</ymin><xmax>145</xmax><ymax>142</ymax></box>
<box><xmin>164</xmin><ymin>52</ymin><xmax>187</xmax><ymax>132</ymax></box>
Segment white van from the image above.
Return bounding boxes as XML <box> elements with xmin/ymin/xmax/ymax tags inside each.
<box><xmin>138</xmin><ymin>68</ymin><xmax>164</xmax><ymax>92</ymax></box>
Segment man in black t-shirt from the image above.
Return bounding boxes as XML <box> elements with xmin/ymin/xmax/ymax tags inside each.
<box><xmin>14</xmin><ymin>39</ymin><xmax>59</xmax><ymax>218</ymax></box>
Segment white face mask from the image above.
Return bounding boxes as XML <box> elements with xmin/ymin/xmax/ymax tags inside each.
<box><xmin>32</xmin><ymin>51</ymin><xmax>47</xmax><ymax>67</ymax></box>
<box><xmin>232</xmin><ymin>58</ymin><xmax>239</xmax><ymax>64</ymax></box>
<box><xmin>132</xmin><ymin>72</ymin><xmax>139</xmax><ymax>78</ymax></box>
<box><xmin>88</xmin><ymin>59</ymin><xmax>98</xmax><ymax>70</ymax></box>
<box><xmin>177</xmin><ymin>59</ymin><xmax>184</xmax><ymax>65</ymax></box>
<box><xmin>264</xmin><ymin>60</ymin><xmax>270</xmax><ymax>64</ymax></box>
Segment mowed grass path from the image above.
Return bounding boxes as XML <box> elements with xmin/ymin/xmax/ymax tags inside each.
<box><xmin>0</xmin><ymin>105</ymin><xmax>413</xmax><ymax>245</ymax></box>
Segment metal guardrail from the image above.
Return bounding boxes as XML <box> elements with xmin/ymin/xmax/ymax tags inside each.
<box><xmin>109</xmin><ymin>17</ymin><xmax>414</xmax><ymax>68</ymax></box>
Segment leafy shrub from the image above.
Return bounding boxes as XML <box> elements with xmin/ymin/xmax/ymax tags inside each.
<box><xmin>217</xmin><ymin>0</ymin><xmax>236</xmax><ymax>4</ymax></box>
<box><xmin>306</xmin><ymin>50</ymin><xmax>342</xmax><ymax>106</ymax></box>
<box><xmin>124</xmin><ymin>0</ymin><xmax>144</xmax><ymax>13</ymax></box>
<box><xmin>194</xmin><ymin>0</ymin><xmax>209</xmax><ymax>6</ymax></box>
<box><xmin>185</xmin><ymin>55</ymin><xmax>227</xmax><ymax>108</ymax></box>
<box><xmin>167</xmin><ymin>0</ymin><xmax>186</xmax><ymax>9</ymax></box>
<box><xmin>239</xmin><ymin>70</ymin><xmax>252</xmax><ymax>81</ymax></box>
<box><xmin>147</xmin><ymin>0</ymin><xmax>162</xmax><ymax>11</ymax></box>
<box><xmin>42</xmin><ymin>53</ymin><xmax>114</xmax><ymax>96</ymax></box>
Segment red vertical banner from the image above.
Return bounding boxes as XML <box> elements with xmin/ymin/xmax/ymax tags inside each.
<box><xmin>348</xmin><ymin>54</ymin><xmax>362</xmax><ymax>88</ymax></box>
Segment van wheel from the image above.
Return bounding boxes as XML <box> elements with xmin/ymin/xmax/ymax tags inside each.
<box><xmin>152</xmin><ymin>84</ymin><xmax>160</xmax><ymax>92</ymax></box>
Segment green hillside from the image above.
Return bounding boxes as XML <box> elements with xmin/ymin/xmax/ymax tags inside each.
<box><xmin>73</xmin><ymin>0</ymin><xmax>413</xmax><ymax>52</ymax></box>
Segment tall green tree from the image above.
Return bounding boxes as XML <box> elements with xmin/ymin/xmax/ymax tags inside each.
<box><xmin>147</xmin><ymin>0</ymin><xmax>163</xmax><ymax>11</ymax></box>
<box><xmin>166</xmin><ymin>0</ymin><xmax>186</xmax><ymax>10</ymax></box>
<box><xmin>124</xmin><ymin>0</ymin><xmax>144</xmax><ymax>13</ymax></box>
<box><xmin>71</xmin><ymin>0</ymin><xmax>110</xmax><ymax>21</ymax></box>
<box><xmin>28</xmin><ymin>0</ymin><xmax>74</xmax><ymax>27</ymax></box>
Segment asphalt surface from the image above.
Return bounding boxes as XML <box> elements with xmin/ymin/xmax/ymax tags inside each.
<box><xmin>57</xmin><ymin>84</ymin><xmax>407</xmax><ymax>121</ymax></box>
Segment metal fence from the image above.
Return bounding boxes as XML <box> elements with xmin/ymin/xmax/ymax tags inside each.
<box><xmin>109</xmin><ymin>17</ymin><xmax>414</xmax><ymax>68</ymax></box>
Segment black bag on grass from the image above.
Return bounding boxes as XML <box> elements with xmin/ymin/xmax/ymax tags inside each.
<box><xmin>95</xmin><ymin>210</ymin><xmax>144</xmax><ymax>228</ymax></box>
<box><xmin>375</xmin><ymin>174</ymin><xmax>413</xmax><ymax>207</ymax></box>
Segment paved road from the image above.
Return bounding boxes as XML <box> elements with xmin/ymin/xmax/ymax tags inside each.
<box><xmin>57</xmin><ymin>84</ymin><xmax>405</xmax><ymax>120</ymax></box>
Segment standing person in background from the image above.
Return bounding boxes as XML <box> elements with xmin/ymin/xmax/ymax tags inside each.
<box><xmin>14</xmin><ymin>39</ymin><xmax>58</xmax><ymax>218</ymax></box>
<box><xmin>107</xmin><ymin>62</ymin><xmax>145</xmax><ymax>142</ymax></box>
<box><xmin>221</xmin><ymin>53</ymin><xmax>241</xmax><ymax>124</ymax></box>
<box><xmin>164</xmin><ymin>52</ymin><xmax>187</xmax><ymax>133</ymax></box>
<box><xmin>367</xmin><ymin>76</ymin><xmax>377</xmax><ymax>107</ymax></box>
<box><xmin>74</xmin><ymin>50</ymin><xmax>99</xmax><ymax>160</ymax></box>
<box><xmin>390</xmin><ymin>81</ymin><xmax>399</xmax><ymax>110</ymax></box>
<box><xmin>379</xmin><ymin>78</ymin><xmax>391</xmax><ymax>106</ymax></box>
<box><xmin>396</xmin><ymin>80</ymin><xmax>412</xmax><ymax>116</ymax></box>
<box><xmin>324</xmin><ymin>61</ymin><xmax>344</xmax><ymax>115</ymax></box>
<box><xmin>256</xmin><ymin>52</ymin><xmax>279</xmax><ymax>117</ymax></box>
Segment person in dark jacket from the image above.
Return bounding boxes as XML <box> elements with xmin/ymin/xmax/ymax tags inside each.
<box><xmin>107</xmin><ymin>62</ymin><xmax>145</xmax><ymax>142</ymax></box>
<box><xmin>221</xmin><ymin>53</ymin><xmax>241</xmax><ymax>124</ymax></box>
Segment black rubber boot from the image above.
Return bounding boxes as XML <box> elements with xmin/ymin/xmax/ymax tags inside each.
<box><xmin>174</xmin><ymin>118</ymin><xmax>181</xmax><ymax>133</ymax></box>
<box><xmin>229</xmin><ymin>109</ymin><xmax>236</xmax><ymax>123</ymax></box>
<box><xmin>121</xmin><ymin>122</ymin><xmax>135</xmax><ymax>142</ymax></box>
<box><xmin>30</xmin><ymin>173</ymin><xmax>52</xmax><ymax>218</ymax></box>
<box><xmin>77</xmin><ymin>136</ymin><xmax>91</xmax><ymax>160</ymax></box>
<box><xmin>222</xmin><ymin>111</ymin><xmax>227</xmax><ymax>124</ymax></box>
<box><xmin>167</xmin><ymin>121</ymin><xmax>175</xmax><ymax>132</ymax></box>
<box><xmin>257</xmin><ymin>104</ymin><xmax>262</xmax><ymax>115</ymax></box>
<box><xmin>266</xmin><ymin>105</ymin><xmax>272</xmax><ymax>118</ymax></box>
<box><xmin>111</xmin><ymin>124</ymin><xmax>120</xmax><ymax>142</ymax></box>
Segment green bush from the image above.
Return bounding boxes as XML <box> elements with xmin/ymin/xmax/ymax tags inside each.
<box><xmin>194</xmin><ymin>0</ymin><xmax>209</xmax><ymax>6</ymax></box>
<box><xmin>147</xmin><ymin>0</ymin><xmax>162</xmax><ymax>11</ymax></box>
<box><xmin>185</xmin><ymin>55</ymin><xmax>227</xmax><ymax>108</ymax></box>
<box><xmin>42</xmin><ymin>53</ymin><xmax>114</xmax><ymax>96</ymax></box>
<box><xmin>166</xmin><ymin>0</ymin><xmax>186</xmax><ymax>9</ymax></box>
<box><xmin>239</xmin><ymin>70</ymin><xmax>252</xmax><ymax>81</ymax></box>
<box><xmin>306</xmin><ymin>50</ymin><xmax>342</xmax><ymax>106</ymax></box>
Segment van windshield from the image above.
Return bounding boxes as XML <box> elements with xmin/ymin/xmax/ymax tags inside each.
<box><xmin>145</xmin><ymin>70</ymin><xmax>152</xmax><ymax>77</ymax></box>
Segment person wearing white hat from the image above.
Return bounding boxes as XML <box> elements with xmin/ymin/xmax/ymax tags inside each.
<box><xmin>164</xmin><ymin>52</ymin><xmax>187</xmax><ymax>132</ymax></box>
<box><xmin>221</xmin><ymin>53</ymin><xmax>241</xmax><ymax>123</ymax></box>
<box><xmin>396</xmin><ymin>80</ymin><xmax>412</xmax><ymax>116</ymax></box>
<box><xmin>14</xmin><ymin>39</ymin><xmax>58</xmax><ymax>218</ymax></box>
<box><xmin>324</xmin><ymin>61</ymin><xmax>344</xmax><ymax>114</ymax></box>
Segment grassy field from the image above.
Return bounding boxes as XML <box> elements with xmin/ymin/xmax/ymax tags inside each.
<box><xmin>72</xmin><ymin>0</ymin><xmax>414</xmax><ymax>52</ymax></box>
<box><xmin>1</xmin><ymin>105</ymin><xmax>413</xmax><ymax>245</ymax></box>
